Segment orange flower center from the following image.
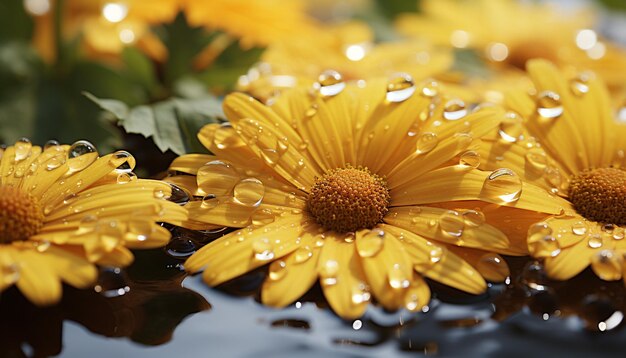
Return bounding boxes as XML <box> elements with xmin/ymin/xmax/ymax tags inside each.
<box><xmin>568</xmin><ymin>168</ymin><xmax>626</xmax><ymax>225</ymax></box>
<box><xmin>307</xmin><ymin>167</ymin><xmax>390</xmax><ymax>233</ymax></box>
<box><xmin>0</xmin><ymin>185</ymin><xmax>44</xmax><ymax>243</ymax></box>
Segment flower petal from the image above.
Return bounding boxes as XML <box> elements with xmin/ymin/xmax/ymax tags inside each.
<box><xmin>14</xmin><ymin>248</ymin><xmax>62</xmax><ymax>306</ymax></box>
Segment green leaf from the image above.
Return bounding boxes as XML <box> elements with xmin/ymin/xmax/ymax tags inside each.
<box><xmin>85</xmin><ymin>92</ymin><xmax>223</xmax><ymax>155</ymax></box>
<box><xmin>0</xmin><ymin>0</ymin><xmax>34</xmax><ymax>43</ymax></box>
<box><xmin>122</xmin><ymin>47</ymin><xmax>159</xmax><ymax>95</ymax></box>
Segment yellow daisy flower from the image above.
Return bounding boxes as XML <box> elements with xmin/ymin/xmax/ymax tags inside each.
<box><xmin>238</xmin><ymin>21</ymin><xmax>454</xmax><ymax>102</ymax></box>
<box><xmin>0</xmin><ymin>139</ymin><xmax>186</xmax><ymax>305</ymax></box>
<box><xmin>396</xmin><ymin>0</ymin><xmax>626</xmax><ymax>93</ymax></box>
<box><xmin>171</xmin><ymin>75</ymin><xmax>569</xmax><ymax>318</ymax></box>
<box><xmin>477</xmin><ymin>59</ymin><xmax>626</xmax><ymax>283</ymax></box>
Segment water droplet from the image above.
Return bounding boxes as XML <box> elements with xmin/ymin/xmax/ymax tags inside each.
<box><xmin>443</xmin><ymin>99</ymin><xmax>468</xmax><ymax>120</ymax></box>
<box><xmin>415</xmin><ymin>132</ymin><xmax>438</xmax><ymax>154</ymax></box>
<box><xmin>590</xmin><ymin>250</ymin><xmax>623</xmax><ymax>281</ymax></box>
<box><xmin>111</xmin><ymin>150</ymin><xmax>136</xmax><ymax>173</ymax></box>
<box><xmin>116</xmin><ymin>172</ymin><xmax>137</xmax><ymax>184</ymax></box>
<box><xmin>316</xmin><ymin>70</ymin><xmax>345</xmax><ymax>97</ymax></box>
<box><xmin>536</xmin><ymin>91</ymin><xmax>563</xmax><ymax>119</ymax></box>
<box><xmin>570</xmin><ymin>73</ymin><xmax>591</xmax><ymax>96</ymax></box>
<box><xmin>94</xmin><ymin>267</ymin><xmax>130</xmax><ymax>297</ymax></box>
<box><xmin>128</xmin><ymin>220</ymin><xmax>153</xmax><ymax>241</ymax></box>
<box><xmin>521</xmin><ymin>261</ymin><xmax>549</xmax><ymax>293</ymax></box>
<box><xmin>268</xmin><ymin>260</ymin><xmax>287</xmax><ymax>281</ymax></box>
<box><xmin>67</xmin><ymin>140</ymin><xmax>98</xmax><ymax>173</ymax></box>
<box><xmin>428</xmin><ymin>245</ymin><xmax>443</xmax><ymax>264</ymax></box>
<box><xmin>459</xmin><ymin>150</ymin><xmax>480</xmax><ymax>168</ymax></box>
<box><xmin>357</xmin><ymin>230</ymin><xmax>385</xmax><ymax>258</ymax></box>
<box><xmin>462</xmin><ymin>210</ymin><xmax>485</xmax><ymax>227</ymax></box>
<box><xmin>386</xmin><ymin>73</ymin><xmax>415</xmax><ymax>102</ymax></box>
<box><xmin>405</xmin><ymin>289</ymin><xmax>423</xmax><ymax>312</ymax></box>
<box><xmin>44</xmin><ymin>140</ymin><xmax>60</xmax><ymax>149</ymax></box>
<box><xmin>613</xmin><ymin>227</ymin><xmax>625</xmax><ymax>240</ymax></box>
<box><xmin>439</xmin><ymin>210</ymin><xmax>464</xmax><ymax>237</ymax></box>
<box><xmin>482</xmin><ymin>168</ymin><xmax>522</xmax><ymax>203</ymax></box>
<box><xmin>351</xmin><ymin>287</ymin><xmax>371</xmax><ymax>304</ymax></box>
<box><xmin>543</xmin><ymin>166</ymin><xmax>562</xmax><ymax>190</ymax></box>
<box><xmin>233</xmin><ymin>178</ymin><xmax>264</xmax><ymax>207</ymax></box>
<box><xmin>153</xmin><ymin>188</ymin><xmax>169</xmax><ymax>200</ymax></box>
<box><xmin>525</xmin><ymin>148</ymin><xmax>548</xmax><ymax>171</ymax></box>
<box><xmin>167</xmin><ymin>184</ymin><xmax>191</xmax><ymax>205</ymax></box>
<box><xmin>294</xmin><ymin>246</ymin><xmax>313</xmax><ymax>264</ymax></box>
<box><xmin>166</xmin><ymin>238</ymin><xmax>197</xmax><ymax>258</ymax></box>
<box><xmin>528</xmin><ymin>234</ymin><xmax>561</xmax><ymax>258</ymax></box>
<box><xmin>572</xmin><ymin>221</ymin><xmax>588</xmax><ymax>236</ymax></box>
<box><xmin>320</xmin><ymin>259</ymin><xmax>339</xmax><ymax>286</ymax></box>
<box><xmin>388</xmin><ymin>263</ymin><xmax>410</xmax><ymax>289</ymax></box>
<box><xmin>420</xmin><ymin>80</ymin><xmax>439</xmax><ymax>97</ymax></box>
<box><xmin>14</xmin><ymin>137</ymin><xmax>32</xmax><ymax>161</ymax></box>
<box><xmin>588</xmin><ymin>234</ymin><xmax>603</xmax><ymax>249</ymax></box>
<box><xmin>35</xmin><ymin>240</ymin><xmax>51</xmax><ymax>252</ymax></box>
<box><xmin>197</xmin><ymin>160</ymin><xmax>240</xmax><ymax>197</ymax></box>
<box><xmin>476</xmin><ymin>253</ymin><xmax>509</xmax><ymax>281</ymax></box>
<box><xmin>498</xmin><ymin>111</ymin><xmax>524</xmax><ymax>143</ymax></box>
<box><xmin>251</xmin><ymin>208</ymin><xmax>275</xmax><ymax>226</ymax></box>
<box><xmin>252</xmin><ymin>237</ymin><xmax>275</xmax><ymax>261</ymax></box>
<box><xmin>260</xmin><ymin>148</ymin><xmax>280</xmax><ymax>166</ymax></box>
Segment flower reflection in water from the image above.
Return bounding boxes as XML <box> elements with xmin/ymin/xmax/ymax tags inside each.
<box><xmin>0</xmin><ymin>248</ymin><xmax>209</xmax><ymax>357</ymax></box>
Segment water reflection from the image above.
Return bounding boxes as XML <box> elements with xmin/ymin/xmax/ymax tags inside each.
<box><xmin>4</xmin><ymin>235</ymin><xmax>626</xmax><ymax>357</ymax></box>
<box><xmin>0</xmin><ymin>249</ymin><xmax>209</xmax><ymax>357</ymax></box>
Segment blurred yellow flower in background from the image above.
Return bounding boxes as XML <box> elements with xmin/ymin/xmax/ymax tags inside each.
<box><xmin>0</xmin><ymin>139</ymin><xmax>186</xmax><ymax>305</ymax></box>
<box><xmin>28</xmin><ymin>0</ymin><xmax>179</xmax><ymax>62</ymax></box>
<box><xmin>396</xmin><ymin>0</ymin><xmax>626</xmax><ymax>94</ymax></box>
<box><xmin>477</xmin><ymin>59</ymin><xmax>626</xmax><ymax>283</ymax></box>
<box><xmin>168</xmin><ymin>76</ymin><xmax>570</xmax><ymax>318</ymax></box>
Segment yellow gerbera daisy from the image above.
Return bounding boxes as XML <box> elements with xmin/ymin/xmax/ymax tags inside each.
<box><xmin>396</xmin><ymin>0</ymin><xmax>626</xmax><ymax>93</ymax></box>
<box><xmin>477</xmin><ymin>59</ymin><xmax>626</xmax><ymax>283</ymax></box>
<box><xmin>0</xmin><ymin>139</ymin><xmax>186</xmax><ymax>305</ymax></box>
<box><xmin>239</xmin><ymin>21</ymin><xmax>454</xmax><ymax>102</ymax></box>
<box><xmin>171</xmin><ymin>75</ymin><xmax>569</xmax><ymax>318</ymax></box>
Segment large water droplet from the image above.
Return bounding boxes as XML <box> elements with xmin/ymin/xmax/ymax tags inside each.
<box><xmin>320</xmin><ymin>259</ymin><xmax>339</xmax><ymax>286</ymax></box>
<box><xmin>44</xmin><ymin>140</ymin><xmax>60</xmax><ymax>150</ymax></box>
<box><xmin>482</xmin><ymin>168</ymin><xmax>522</xmax><ymax>203</ymax></box>
<box><xmin>420</xmin><ymin>80</ymin><xmax>439</xmax><ymax>98</ymax></box>
<box><xmin>415</xmin><ymin>132</ymin><xmax>438</xmax><ymax>154</ymax></box>
<box><xmin>316</xmin><ymin>70</ymin><xmax>345</xmax><ymax>97</ymax></box>
<box><xmin>167</xmin><ymin>183</ymin><xmax>191</xmax><ymax>205</ymax></box>
<box><xmin>388</xmin><ymin>263</ymin><xmax>410</xmax><ymax>289</ymax></box>
<box><xmin>590</xmin><ymin>250</ymin><xmax>623</xmax><ymax>281</ymax></box>
<box><xmin>521</xmin><ymin>261</ymin><xmax>549</xmax><ymax>293</ymax></box>
<box><xmin>294</xmin><ymin>246</ymin><xmax>313</xmax><ymax>264</ymax></box>
<box><xmin>111</xmin><ymin>150</ymin><xmax>136</xmax><ymax>173</ymax></box>
<box><xmin>197</xmin><ymin>160</ymin><xmax>240</xmax><ymax>197</ymax></box>
<box><xmin>462</xmin><ymin>209</ymin><xmax>485</xmax><ymax>227</ymax></box>
<box><xmin>525</xmin><ymin>148</ymin><xmax>548</xmax><ymax>172</ymax></box>
<box><xmin>459</xmin><ymin>150</ymin><xmax>480</xmax><ymax>168</ymax></box>
<box><xmin>252</xmin><ymin>237</ymin><xmax>275</xmax><ymax>261</ymax></box>
<box><xmin>588</xmin><ymin>234</ymin><xmax>603</xmax><ymax>249</ymax></box>
<box><xmin>67</xmin><ymin>140</ymin><xmax>98</xmax><ymax>173</ymax></box>
<box><xmin>476</xmin><ymin>253</ymin><xmax>510</xmax><ymax>282</ymax></box>
<box><xmin>443</xmin><ymin>99</ymin><xmax>468</xmax><ymax>120</ymax></box>
<box><xmin>268</xmin><ymin>260</ymin><xmax>287</xmax><ymax>281</ymax></box>
<box><xmin>528</xmin><ymin>234</ymin><xmax>561</xmax><ymax>258</ymax></box>
<box><xmin>166</xmin><ymin>238</ymin><xmax>197</xmax><ymax>258</ymax></box>
<box><xmin>233</xmin><ymin>178</ymin><xmax>264</xmax><ymax>207</ymax></box>
<box><xmin>570</xmin><ymin>73</ymin><xmax>591</xmax><ymax>96</ymax></box>
<box><xmin>571</xmin><ymin>221</ymin><xmax>588</xmax><ymax>236</ymax></box>
<box><xmin>536</xmin><ymin>91</ymin><xmax>563</xmax><ymax>119</ymax></box>
<box><xmin>386</xmin><ymin>73</ymin><xmax>416</xmax><ymax>102</ymax></box>
<box><xmin>439</xmin><ymin>210</ymin><xmax>464</xmax><ymax>237</ymax></box>
<box><xmin>357</xmin><ymin>230</ymin><xmax>385</xmax><ymax>258</ymax></box>
<box><xmin>14</xmin><ymin>137</ymin><xmax>32</xmax><ymax>161</ymax></box>
<box><xmin>116</xmin><ymin>172</ymin><xmax>137</xmax><ymax>184</ymax></box>
<box><xmin>498</xmin><ymin>111</ymin><xmax>524</xmax><ymax>143</ymax></box>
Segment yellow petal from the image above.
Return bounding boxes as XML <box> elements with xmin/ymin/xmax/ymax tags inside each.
<box><xmin>97</xmin><ymin>246</ymin><xmax>135</xmax><ymax>267</ymax></box>
<box><xmin>544</xmin><ymin>237</ymin><xmax>607</xmax><ymax>280</ymax></box>
<box><xmin>168</xmin><ymin>154</ymin><xmax>217</xmax><ymax>174</ymax></box>
<box><xmin>14</xmin><ymin>248</ymin><xmax>62</xmax><ymax>306</ymax></box>
<box><xmin>317</xmin><ymin>233</ymin><xmax>369</xmax><ymax>319</ymax></box>
<box><xmin>41</xmin><ymin>245</ymin><xmax>97</xmax><ymax>289</ymax></box>
<box><xmin>446</xmin><ymin>245</ymin><xmax>510</xmax><ymax>283</ymax></box>
<box><xmin>261</xmin><ymin>231</ymin><xmax>321</xmax><ymax>307</ymax></box>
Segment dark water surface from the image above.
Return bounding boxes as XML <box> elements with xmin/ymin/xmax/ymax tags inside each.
<box><xmin>3</xmin><ymin>235</ymin><xmax>626</xmax><ymax>357</ymax></box>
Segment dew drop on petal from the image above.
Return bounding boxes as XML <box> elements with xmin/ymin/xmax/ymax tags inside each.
<box><xmin>482</xmin><ymin>168</ymin><xmax>522</xmax><ymax>203</ymax></box>
<box><xmin>527</xmin><ymin>234</ymin><xmax>561</xmax><ymax>258</ymax></box>
<box><xmin>356</xmin><ymin>229</ymin><xmax>385</xmax><ymax>258</ymax></box>
<box><xmin>525</xmin><ymin>148</ymin><xmax>548</xmax><ymax>172</ymax></box>
<box><xmin>439</xmin><ymin>210</ymin><xmax>464</xmax><ymax>237</ymax></box>
<box><xmin>111</xmin><ymin>150</ymin><xmax>136</xmax><ymax>173</ymax></box>
<box><xmin>405</xmin><ymin>289</ymin><xmax>423</xmax><ymax>312</ymax></box>
<box><xmin>386</xmin><ymin>73</ymin><xmax>416</xmax><ymax>102</ymax></box>
<box><xmin>571</xmin><ymin>221</ymin><xmax>588</xmax><ymax>236</ymax></box>
<box><xmin>44</xmin><ymin>140</ymin><xmax>60</xmax><ymax>150</ymax></box>
<box><xmin>197</xmin><ymin>160</ymin><xmax>240</xmax><ymax>197</ymax></box>
<box><xmin>590</xmin><ymin>250</ymin><xmax>623</xmax><ymax>281</ymax></box>
<box><xmin>613</xmin><ymin>227</ymin><xmax>625</xmax><ymax>240</ymax></box>
<box><xmin>476</xmin><ymin>253</ymin><xmax>510</xmax><ymax>282</ymax></box>
<box><xmin>316</xmin><ymin>70</ymin><xmax>345</xmax><ymax>97</ymax></box>
<box><xmin>293</xmin><ymin>246</ymin><xmax>313</xmax><ymax>264</ymax></box>
<box><xmin>498</xmin><ymin>111</ymin><xmax>524</xmax><ymax>143</ymax></box>
<box><xmin>462</xmin><ymin>209</ymin><xmax>485</xmax><ymax>227</ymax></box>
<box><xmin>252</xmin><ymin>237</ymin><xmax>275</xmax><ymax>261</ymax></box>
<box><xmin>443</xmin><ymin>99</ymin><xmax>468</xmax><ymax>120</ymax></box>
<box><xmin>536</xmin><ymin>91</ymin><xmax>563</xmax><ymax>119</ymax></box>
<box><xmin>251</xmin><ymin>208</ymin><xmax>275</xmax><ymax>226</ymax></box>
<box><xmin>67</xmin><ymin>140</ymin><xmax>98</xmax><ymax>173</ymax></box>
<box><xmin>320</xmin><ymin>259</ymin><xmax>339</xmax><ymax>286</ymax></box>
<box><xmin>14</xmin><ymin>137</ymin><xmax>32</xmax><ymax>162</ymax></box>
<box><xmin>415</xmin><ymin>132</ymin><xmax>438</xmax><ymax>154</ymax></box>
<box><xmin>268</xmin><ymin>260</ymin><xmax>287</xmax><ymax>281</ymax></box>
<box><xmin>588</xmin><ymin>234</ymin><xmax>604</xmax><ymax>249</ymax></box>
<box><xmin>116</xmin><ymin>172</ymin><xmax>137</xmax><ymax>184</ymax></box>
<box><xmin>233</xmin><ymin>178</ymin><xmax>264</xmax><ymax>207</ymax></box>
<box><xmin>420</xmin><ymin>80</ymin><xmax>439</xmax><ymax>98</ymax></box>
<box><xmin>459</xmin><ymin>150</ymin><xmax>480</xmax><ymax>168</ymax></box>
<box><xmin>570</xmin><ymin>73</ymin><xmax>591</xmax><ymax>96</ymax></box>
<box><xmin>388</xmin><ymin>263</ymin><xmax>410</xmax><ymax>289</ymax></box>
<box><xmin>35</xmin><ymin>240</ymin><xmax>51</xmax><ymax>252</ymax></box>
<box><xmin>428</xmin><ymin>245</ymin><xmax>444</xmax><ymax>264</ymax></box>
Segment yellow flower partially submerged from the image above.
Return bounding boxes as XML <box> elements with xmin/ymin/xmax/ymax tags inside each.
<box><xmin>0</xmin><ymin>139</ymin><xmax>186</xmax><ymax>305</ymax></box>
<box><xmin>171</xmin><ymin>76</ymin><xmax>565</xmax><ymax>318</ymax></box>
<box><xmin>477</xmin><ymin>59</ymin><xmax>626</xmax><ymax>283</ymax></box>
<box><xmin>396</xmin><ymin>0</ymin><xmax>626</xmax><ymax>93</ymax></box>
